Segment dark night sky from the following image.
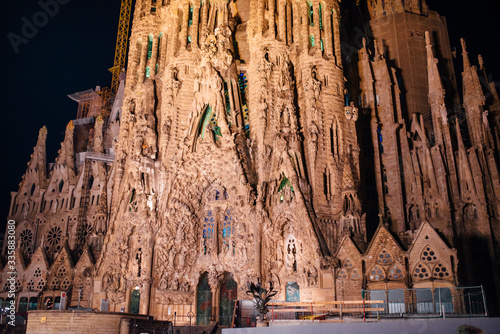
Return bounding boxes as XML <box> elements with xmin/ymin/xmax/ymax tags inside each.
<box><xmin>0</xmin><ymin>0</ymin><xmax>499</xmax><ymax>228</ymax></box>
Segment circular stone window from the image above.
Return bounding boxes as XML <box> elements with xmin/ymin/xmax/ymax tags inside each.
<box><xmin>47</xmin><ymin>226</ymin><xmax>62</xmax><ymax>246</ymax></box>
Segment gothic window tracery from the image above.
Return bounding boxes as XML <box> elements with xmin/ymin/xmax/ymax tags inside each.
<box><xmin>337</xmin><ymin>269</ymin><xmax>348</xmax><ymax>280</ymax></box>
<box><xmin>27</xmin><ymin>280</ymin><xmax>35</xmax><ymax>291</ymax></box>
<box><xmin>351</xmin><ymin>268</ymin><xmax>361</xmax><ymax>280</ymax></box>
<box><xmin>36</xmin><ymin>279</ymin><xmax>45</xmax><ymax>291</ymax></box>
<box><xmin>387</xmin><ymin>264</ymin><xmax>404</xmax><ymax>280</ymax></box>
<box><xmin>203</xmin><ymin>210</ymin><xmax>215</xmax><ymax>255</ymax></box>
<box><xmin>369</xmin><ymin>265</ymin><xmax>385</xmax><ymax>281</ymax></box>
<box><xmin>57</xmin><ymin>266</ymin><xmax>67</xmax><ymax>277</ymax></box>
<box><xmin>433</xmin><ymin>262</ymin><xmax>450</xmax><ymax>278</ymax></box>
<box><xmin>50</xmin><ymin>278</ymin><xmax>60</xmax><ymax>290</ymax></box>
<box><xmin>377</xmin><ymin>249</ymin><xmax>393</xmax><ymax>265</ymax></box>
<box><xmin>343</xmin><ymin>258</ymin><xmax>354</xmax><ymax>268</ymax></box>
<box><xmin>61</xmin><ymin>277</ymin><xmax>71</xmax><ymax>290</ymax></box>
<box><xmin>413</xmin><ymin>263</ymin><xmax>431</xmax><ymax>279</ymax></box>
<box><xmin>46</xmin><ymin>226</ymin><xmax>62</xmax><ymax>252</ymax></box>
<box><xmin>421</xmin><ymin>245</ymin><xmax>438</xmax><ymax>262</ymax></box>
<box><xmin>20</xmin><ymin>228</ymin><xmax>34</xmax><ymax>256</ymax></box>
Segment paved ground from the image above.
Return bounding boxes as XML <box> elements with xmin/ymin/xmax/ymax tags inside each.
<box><xmin>223</xmin><ymin>317</ymin><xmax>500</xmax><ymax>333</ymax></box>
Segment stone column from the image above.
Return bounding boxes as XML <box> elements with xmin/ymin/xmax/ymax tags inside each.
<box><xmin>332</xmin><ymin>7</ymin><xmax>341</xmax><ymax>67</ymax></box>
<box><xmin>192</xmin><ymin>2</ymin><xmax>201</xmax><ymax>47</ymax></box>
<box><xmin>201</xmin><ymin>0</ymin><xmax>208</xmax><ymax>34</ymax></box>
<box><xmin>324</xmin><ymin>4</ymin><xmax>333</xmax><ymax>58</ymax></box>
<box><xmin>278</xmin><ymin>0</ymin><xmax>286</xmax><ymax>41</ymax></box>
<box><xmin>300</xmin><ymin>2</ymin><xmax>308</xmax><ymax>50</ymax></box>
<box><xmin>269</xmin><ymin>0</ymin><xmax>276</xmax><ymax>37</ymax></box>
<box><xmin>286</xmin><ymin>1</ymin><xmax>292</xmax><ymax>45</ymax></box>
<box><xmin>312</xmin><ymin>2</ymin><xmax>321</xmax><ymax>50</ymax></box>
<box><xmin>180</xmin><ymin>4</ymin><xmax>189</xmax><ymax>50</ymax></box>
<box><xmin>140</xmin><ymin>238</ymin><xmax>154</xmax><ymax>315</ymax></box>
<box><xmin>257</xmin><ymin>0</ymin><xmax>265</xmax><ymax>34</ymax></box>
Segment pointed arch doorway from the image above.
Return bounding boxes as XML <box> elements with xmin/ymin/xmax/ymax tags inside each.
<box><xmin>197</xmin><ymin>272</ymin><xmax>212</xmax><ymax>325</ymax></box>
<box><xmin>219</xmin><ymin>272</ymin><xmax>237</xmax><ymax>327</ymax></box>
<box><xmin>196</xmin><ymin>272</ymin><xmax>237</xmax><ymax>326</ymax></box>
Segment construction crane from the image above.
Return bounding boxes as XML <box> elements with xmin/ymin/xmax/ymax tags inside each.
<box><xmin>109</xmin><ymin>0</ymin><xmax>133</xmax><ymax>95</ymax></box>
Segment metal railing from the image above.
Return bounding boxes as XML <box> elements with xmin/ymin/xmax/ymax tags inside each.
<box><xmin>363</xmin><ymin>286</ymin><xmax>488</xmax><ymax>318</ymax></box>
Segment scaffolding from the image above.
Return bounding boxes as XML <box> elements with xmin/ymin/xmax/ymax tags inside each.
<box><xmin>68</xmin><ymin>87</ymin><xmax>114</xmax><ymax>119</ymax></box>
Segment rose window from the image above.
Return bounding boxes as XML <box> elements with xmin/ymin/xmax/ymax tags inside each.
<box><xmin>20</xmin><ymin>229</ymin><xmax>33</xmax><ymax>249</ymax></box>
<box><xmin>80</xmin><ymin>222</ymin><xmax>93</xmax><ymax>240</ymax></box>
<box><xmin>46</xmin><ymin>226</ymin><xmax>62</xmax><ymax>250</ymax></box>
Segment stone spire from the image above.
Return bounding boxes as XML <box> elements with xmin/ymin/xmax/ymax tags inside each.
<box><xmin>461</xmin><ymin>38</ymin><xmax>487</xmax><ymax>148</ymax></box>
<box><xmin>53</xmin><ymin>121</ymin><xmax>77</xmax><ymax>184</ymax></box>
<box><xmin>26</xmin><ymin>126</ymin><xmax>48</xmax><ymax>189</ymax></box>
<box><xmin>425</xmin><ymin>31</ymin><xmax>446</xmax><ymax>146</ymax></box>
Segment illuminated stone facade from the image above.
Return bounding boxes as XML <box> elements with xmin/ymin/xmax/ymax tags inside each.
<box><xmin>2</xmin><ymin>0</ymin><xmax>499</xmax><ymax>323</ymax></box>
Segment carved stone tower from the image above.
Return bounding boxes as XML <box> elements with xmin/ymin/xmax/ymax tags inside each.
<box><xmin>93</xmin><ymin>0</ymin><xmax>352</xmax><ymax>320</ymax></box>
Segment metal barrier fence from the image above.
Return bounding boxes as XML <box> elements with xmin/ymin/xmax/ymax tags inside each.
<box><xmin>364</xmin><ymin>286</ymin><xmax>488</xmax><ymax>317</ymax></box>
<box><xmin>266</xmin><ymin>286</ymin><xmax>490</xmax><ymax>322</ymax></box>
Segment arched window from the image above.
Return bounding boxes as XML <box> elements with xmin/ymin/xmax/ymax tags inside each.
<box><xmin>203</xmin><ymin>210</ymin><xmax>215</xmax><ymax>255</ymax></box>
<box><xmin>222</xmin><ymin>209</ymin><xmax>233</xmax><ymax>253</ymax></box>
<box><xmin>19</xmin><ymin>297</ymin><xmax>28</xmax><ymax>313</ymax></box>
<box><xmin>130</xmin><ymin>287</ymin><xmax>141</xmax><ymax>314</ymax></box>
<box><xmin>59</xmin><ymin>180</ymin><xmax>64</xmax><ymax>192</ymax></box>
<box><xmin>197</xmin><ymin>272</ymin><xmax>212</xmax><ymax>325</ymax></box>
<box><xmin>28</xmin><ymin>297</ymin><xmax>38</xmax><ymax>311</ymax></box>
<box><xmin>30</xmin><ymin>184</ymin><xmax>36</xmax><ymax>196</ymax></box>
